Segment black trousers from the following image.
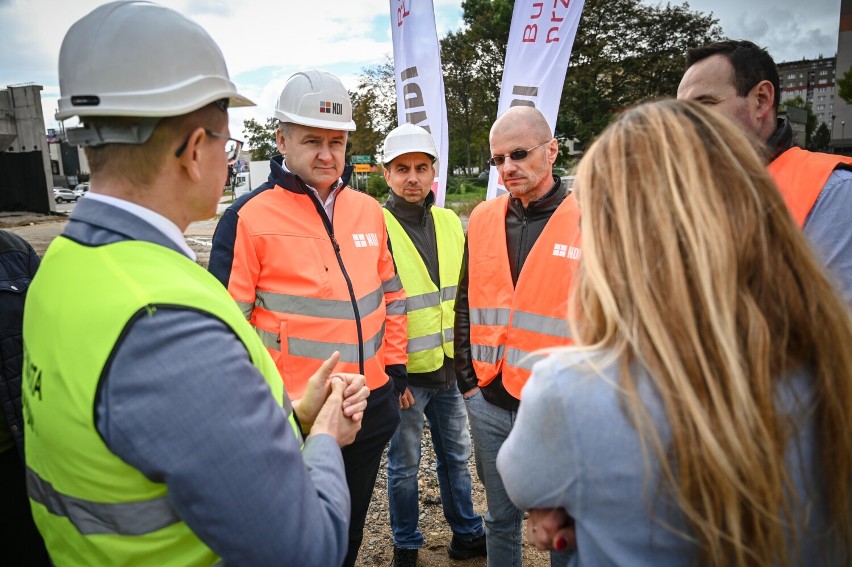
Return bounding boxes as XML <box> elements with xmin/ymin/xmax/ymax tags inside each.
<box><xmin>0</xmin><ymin>447</ymin><xmax>51</xmax><ymax>566</ymax></box>
<box><xmin>340</xmin><ymin>380</ymin><xmax>401</xmax><ymax>567</ymax></box>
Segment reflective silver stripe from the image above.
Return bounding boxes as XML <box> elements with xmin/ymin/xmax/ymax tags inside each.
<box><xmin>441</xmin><ymin>285</ymin><xmax>458</xmax><ymax>302</ymax></box>
<box><xmin>506</xmin><ymin>347</ymin><xmax>544</xmax><ymax>371</ymax></box>
<box><xmin>470</xmin><ymin>308</ymin><xmax>511</xmax><ymax>326</ymax></box>
<box><xmin>26</xmin><ymin>467</ymin><xmax>179</xmax><ymax>536</ymax></box>
<box><xmin>235</xmin><ymin>300</ymin><xmax>253</xmax><ymax>319</ymax></box>
<box><xmin>260</xmin><ymin>325</ymin><xmax>386</xmax><ymax>363</ymax></box>
<box><xmin>407</xmin><ymin>332</ymin><xmax>443</xmax><ymax>354</ymax></box>
<box><xmin>471</xmin><ymin>343</ymin><xmax>504</xmax><ymax>364</ymax></box>
<box><xmin>383</xmin><ymin>274</ymin><xmax>404</xmax><ymax>293</ymax></box>
<box><xmin>443</xmin><ymin>327</ymin><xmax>454</xmax><ymax>343</ymax></box>
<box><xmin>406</xmin><ymin>291</ymin><xmax>440</xmax><ymax>312</ymax></box>
<box><xmin>258</xmin><ymin>328</ymin><xmax>280</xmax><ymax>351</ymax></box>
<box><xmin>255</xmin><ymin>286</ymin><xmax>384</xmax><ymax>320</ymax></box>
<box><xmin>510</xmin><ymin>311</ymin><xmax>571</xmax><ymax>339</ymax></box>
<box><xmin>386</xmin><ymin>299</ymin><xmax>407</xmax><ymax>316</ymax></box>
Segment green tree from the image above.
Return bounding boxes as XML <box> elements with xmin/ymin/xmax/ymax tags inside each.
<box><xmin>350</xmin><ymin>57</ymin><xmax>397</xmax><ymax>161</ymax></box>
<box><xmin>242</xmin><ymin>117</ymin><xmax>278</xmax><ymax>161</ymax></box>
<box><xmin>442</xmin><ymin>31</ymin><xmax>500</xmax><ymax>174</ymax></box>
<box><xmin>837</xmin><ymin>66</ymin><xmax>852</xmax><ymax>104</ymax></box>
<box><xmin>811</xmin><ymin>122</ymin><xmax>831</xmax><ymax>151</ymax></box>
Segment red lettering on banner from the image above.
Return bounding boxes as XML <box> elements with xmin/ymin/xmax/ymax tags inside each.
<box><xmin>532</xmin><ymin>2</ymin><xmax>544</xmax><ymax>18</ymax></box>
<box><xmin>523</xmin><ymin>24</ymin><xmax>538</xmax><ymax>42</ymax></box>
<box><xmin>557</xmin><ymin>0</ymin><xmax>570</xmax><ymax>7</ymax></box>
<box><xmin>397</xmin><ymin>0</ymin><xmax>410</xmax><ymax>27</ymax></box>
<box><xmin>547</xmin><ymin>27</ymin><xmax>560</xmax><ymax>43</ymax></box>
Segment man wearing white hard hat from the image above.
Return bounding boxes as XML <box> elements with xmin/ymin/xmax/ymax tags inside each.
<box><xmin>210</xmin><ymin>69</ymin><xmax>408</xmax><ymax>567</ymax></box>
<box><xmin>22</xmin><ymin>3</ymin><xmax>369</xmax><ymax>565</ymax></box>
<box><xmin>381</xmin><ymin>124</ymin><xmax>486</xmax><ymax>567</ymax></box>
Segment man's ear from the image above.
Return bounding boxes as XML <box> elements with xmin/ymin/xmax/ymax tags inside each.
<box><xmin>177</xmin><ymin>127</ymin><xmax>206</xmax><ymax>182</ymax></box>
<box><xmin>753</xmin><ymin>79</ymin><xmax>775</xmax><ymax>121</ymax></box>
<box><xmin>383</xmin><ymin>166</ymin><xmax>391</xmax><ymax>185</ymax></box>
<box><xmin>547</xmin><ymin>137</ymin><xmax>559</xmax><ymax>164</ymax></box>
<box><xmin>276</xmin><ymin>129</ymin><xmax>287</xmax><ymax>156</ymax></box>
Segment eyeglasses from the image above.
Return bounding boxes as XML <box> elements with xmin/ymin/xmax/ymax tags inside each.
<box><xmin>488</xmin><ymin>140</ymin><xmax>551</xmax><ymax>167</ymax></box>
<box><xmin>175</xmin><ymin>129</ymin><xmax>243</xmax><ymax>158</ymax></box>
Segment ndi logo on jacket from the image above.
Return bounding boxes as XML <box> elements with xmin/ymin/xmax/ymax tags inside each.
<box><xmin>552</xmin><ymin>243</ymin><xmax>581</xmax><ymax>259</ymax></box>
<box><xmin>320</xmin><ymin>101</ymin><xmax>343</xmax><ymax>115</ymax></box>
<box><xmin>353</xmin><ymin>233</ymin><xmax>380</xmax><ymax>248</ymax></box>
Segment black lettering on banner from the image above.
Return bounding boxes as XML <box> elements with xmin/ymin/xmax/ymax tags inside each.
<box><xmin>510</xmin><ymin>85</ymin><xmax>539</xmax><ymax>108</ymax></box>
<box><xmin>399</xmin><ymin>67</ymin><xmax>432</xmax><ymax>133</ymax></box>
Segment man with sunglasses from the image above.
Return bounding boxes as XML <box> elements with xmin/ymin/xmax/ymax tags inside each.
<box><xmin>22</xmin><ymin>3</ymin><xmax>369</xmax><ymax>564</ymax></box>
<box><xmin>454</xmin><ymin>105</ymin><xmax>582</xmax><ymax>566</ymax></box>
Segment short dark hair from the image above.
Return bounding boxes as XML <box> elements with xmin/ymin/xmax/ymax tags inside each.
<box><xmin>685</xmin><ymin>40</ymin><xmax>780</xmax><ymax>113</ymax></box>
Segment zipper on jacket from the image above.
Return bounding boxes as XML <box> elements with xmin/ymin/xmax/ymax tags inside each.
<box><xmin>516</xmin><ymin>207</ymin><xmax>528</xmax><ymax>284</ymax></box>
<box><xmin>305</xmin><ymin>186</ymin><xmax>366</xmax><ymax>374</ymax></box>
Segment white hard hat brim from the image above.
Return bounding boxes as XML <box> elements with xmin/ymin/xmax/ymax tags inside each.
<box><xmin>275</xmin><ymin>110</ymin><xmax>356</xmax><ymax>132</ymax></box>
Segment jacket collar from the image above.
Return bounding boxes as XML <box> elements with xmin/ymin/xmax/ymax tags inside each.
<box><xmin>268</xmin><ymin>154</ymin><xmax>354</xmax><ymax>194</ymax></box>
<box><xmin>766</xmin><ymin>117</ymin><xmax>794</xmax><ymax>162</ymax></box>
<box><xmin>508</xmin><ymin>175</ymin><xmax>566</xmax><ymax>218</ymax></box>
<box><xmin>384</xmin><ymin>188</ymin><xmax>435</xmax><ymax>223</ymax></box>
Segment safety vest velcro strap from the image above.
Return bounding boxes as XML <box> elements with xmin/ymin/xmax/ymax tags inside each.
<box><xmin>443</xmin><ymin>328</ymin><xmax>454</xmax><ymax>343</ymax></box>
<box><xmin>255</xmin><ymin>286</ymin><xmax>384</xmax><ymax>320</ymax></box>
<box><xmin>470</xmin><ymin>308</ymin><xmax>511</xmax><ymax>326</ymax></box>
<box><xmin>235</xmin><ymin>300</ymin><xmax>253</xmax><ymax>319</ymax></box>
<box><xmin>506</xmin><ymin>347</ymin><xmax>545</xmax><ymax>371</ymax></box>
<box><xmin>442</xmin><ymin>285</ymin><xmax>457</xmax><ymax>301</ymax></box>
<box><xmin>26</xmin><ymin>466</ymin><xmax>179</xmax><ymax>536</ymax></box>
<box><xmin>471</xmin><ymin>343</ymin><xmax>505</xmax><ymax>364</ymax></box>
<box><xmin>382</xmin><ymin>274</ymin><xmax>404</xmax><ymax>293</ymax></box>
<box><xmin>386</xmin><ymin>299</ymin><xmax>407</xmax><ymax>315</ymax></box>
<box><xmin>511</xmin><ymin>310</ymin><xmax>571</xmax><ymax>339</ymax></box>
<box><xmin>407</xmin><ymin>290</ymin><xmax>440</xmax><ymax>312</ymax></box>
<box><xmin>257</xmin><ymin>325</ymin><xmax>386</xmax><ymax>363</ymax></box>
<box><xmin>407</xmin><ymin>332</ymin><xmax>443</xmax><ymax>354</ymax></box>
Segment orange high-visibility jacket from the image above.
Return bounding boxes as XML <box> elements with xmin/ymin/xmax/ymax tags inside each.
<box><xmin>211</xmin><ymin>169</ymin><xmax>407</xmax><ymax>399</ymax></box>
<box><xmin>466</xmin><ymin>192</ymin><xmax>582</xmax><ymax>399</ymax></box>
<box><xmin>768</xmin><ymin>147</ymin><xmax>852</xmax><ymax>227</ymax></box>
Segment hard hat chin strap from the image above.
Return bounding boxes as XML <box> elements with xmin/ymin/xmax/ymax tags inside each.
<box><xmin>65</xmin><ymin>118</ymin><xmax>161</xmax><ymax>147</ymax></box>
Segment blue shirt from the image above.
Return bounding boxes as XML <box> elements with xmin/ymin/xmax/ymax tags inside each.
<box><xmin>497</xmin><ymin>350</ymin><xmax>841</xmax><ymax>566</ymax></box>
<box><xmin>64</xmin><ymin>197</ymin><xmax>351</xmax><ymax>565</ymax></box>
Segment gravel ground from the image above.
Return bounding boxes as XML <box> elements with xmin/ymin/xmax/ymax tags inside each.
<box><xmin>3</xmin><ymin>207</ymin><xmax>552</xmax><ymax>567</ymax></box>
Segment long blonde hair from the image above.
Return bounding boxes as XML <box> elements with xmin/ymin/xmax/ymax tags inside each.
<box><xmin>571</xmin><ymin>99</ymin><xmax>852</xmax><ymax>566</ymax></box>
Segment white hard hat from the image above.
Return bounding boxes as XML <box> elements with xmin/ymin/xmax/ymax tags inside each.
<box><xmin>274</xmin><ymin>70</ymin><xmax>356</xmax><ymax>131</ymax></box>
<box><xmin>382</xmin><ymin>123</ymin><xmax>438</xmax><ymax>165</ymax></box>
<box><xmin>56</xmin><ymin>1</ymin><xmax>253</xmax><ymax>123</ymax></box>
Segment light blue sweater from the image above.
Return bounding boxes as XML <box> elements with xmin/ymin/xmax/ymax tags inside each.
<box><xmin>497</xmin><ymin>350</ymin><xmax>844</xmax><ymax>566</ymax></box>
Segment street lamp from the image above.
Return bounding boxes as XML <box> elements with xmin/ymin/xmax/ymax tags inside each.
<box><xmin>843</xmin><ymin>120</ymin><xmax>846</xmax><ymax>141</ymax></box>
<box><xmin>831</xmin><ymin>114</ymin><xmax>836</xmax><ymax>138</ymax></box>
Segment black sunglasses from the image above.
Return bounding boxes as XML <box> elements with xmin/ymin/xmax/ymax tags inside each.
<box><xmin>488</xmin><ymin>140</ymin><xmax>550</xmax><ymax>167</ymax></box>
<box><xmin>175</xmin><ymin>129</ymin><xmax>243</xmax><ymax>158</ymax></box>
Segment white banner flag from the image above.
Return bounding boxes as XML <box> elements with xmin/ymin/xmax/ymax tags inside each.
<box><xmin>486</xmin><ymin>0</ymin><xmax>586</xmax><ymax>200</ymax></box>
<box><xmin>389</xmin><ymin>0</ymin><xmax>449</xmax><ymax>207</ymax></box>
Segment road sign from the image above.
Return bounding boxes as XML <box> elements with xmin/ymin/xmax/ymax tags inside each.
<box><xmin>354</xmin><ymin>164</ymin><xmax>371</xmax><ymax>173</ymax></box>
<box><xmin>351</xmin><ymin>155</ymin><xmax>371</xmax><ymax>164</ymax></box>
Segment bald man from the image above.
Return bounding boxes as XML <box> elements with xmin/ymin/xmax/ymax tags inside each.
<box><xmin>454</xmin><ymin>106</ymin><xmax>583</xmax><ymax>566</ymax></box>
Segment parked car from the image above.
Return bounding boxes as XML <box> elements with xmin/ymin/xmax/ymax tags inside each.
<box><xmin>73</xmin><ymin>183</ymin><xmax>90</xmax><ymax>198</ymax></box>
<box><xmin>53</xmin><ymin>187</ymin><xmax>79</xmax><ymax>203</ymax></box>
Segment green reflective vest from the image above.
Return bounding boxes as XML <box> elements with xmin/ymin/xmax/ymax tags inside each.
<box><xmin>22</xmin><ymin>237</ymin><xmax>299</xmax><ymax>566</ymax></box>
<box><xmin>383</xmin><ymin>206</ymin><xmax>464</xmax><ymax>374</ymax></box>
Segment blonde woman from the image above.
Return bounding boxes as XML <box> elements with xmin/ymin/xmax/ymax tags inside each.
<box><xmin>496</xmin><ymin>99</ymin><xmax>852</xmax><ymax>566</ymax></box>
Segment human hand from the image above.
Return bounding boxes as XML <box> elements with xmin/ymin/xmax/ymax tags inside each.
<box><xmin>399</xmin><ymin>387</ymin><xmax>415</xmax><ymax>410</ymax></box>
<box><xmin>526</xmin><ymin>508</ymin><xmax>576</xmax><ymax>552</ymax></box>
<box><xmin>310</xmin><ymin>376</ymin><xmax>361</xmax><ymax>447</ymax></box>
<box><xmin>292</xmin><ymin>352</ymin><xmax>339</xmax><ymax>432</ymax></box>
<box><xmin>337</xmin><ymin>373</ymin><xmax>369</xmax><ymax>422</ymax></box>
<box><xmin>462</xmin><ymin>386</ymin><xmax>479</xmax><ymax>399</ymax></box>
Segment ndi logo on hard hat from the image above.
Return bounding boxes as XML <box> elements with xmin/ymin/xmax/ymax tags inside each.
<box><xmin>319</xmin><ymin>101</ymin><xmax>343</xmax><ymax>115</ymax></box>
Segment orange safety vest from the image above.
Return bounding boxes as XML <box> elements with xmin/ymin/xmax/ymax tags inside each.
<box><xmin>767</xmin><ymin>147</ymin><xmax>852</xmax><ymax>227</ymax></box>
<box><xmin>226</xmin><ymin>184</ymin><xmax>407</xmax><ymax>399</ymax></box>
<box><xmin>466</xmin><ymin>192</ymin><xmax>582</xmax><ymax>399</ymax></box>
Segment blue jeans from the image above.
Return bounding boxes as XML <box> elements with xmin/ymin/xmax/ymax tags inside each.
<box><xmin>465</xmin><ymin>390</ymin><xmax>523</xmax><ymax>567</ymax></box>
<box><xmin>387</xmin><ymin>383</ymin><xmax>485</xmax><ymax>549</ymax></box>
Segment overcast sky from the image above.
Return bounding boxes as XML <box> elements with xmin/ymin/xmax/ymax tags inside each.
<box><xmin>0</xmin><ymin>0</ymin><xmax>844</xmax><ymax>139</ymax></box>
